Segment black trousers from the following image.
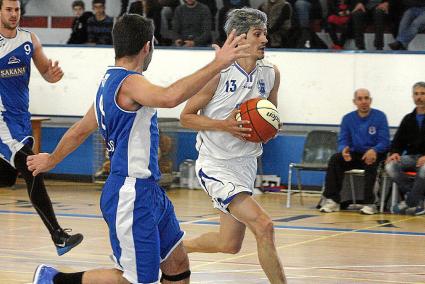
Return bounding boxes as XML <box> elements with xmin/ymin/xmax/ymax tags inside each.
<box><xmin>0</xmin><ymin>158</ymin><xmax>18</xmax><ymax>186</ymax></box>
<box><xmin>323</xmin><ymin>152</ymin><xmax>386</xmax><ymax>204</ymax></box>
<box><xmin>0</xmin><ymin>145</ymin><xmax>60</xmax><ymax>235</ymax></box>
<box><xmin>327</xmin><ymin>23</ymin><xmax>349</xmax><ymax>46</ymax></box>
<box><xmin>352</xmin><ymin>8</ymin><xmax>387</xmax><ymax>49</ymax></box>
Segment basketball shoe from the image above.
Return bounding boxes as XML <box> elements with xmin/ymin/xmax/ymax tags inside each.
<box><xmin>52</xmin><ymin>228</ymin><xmax>84</xmax><ymax>256</ymax></box>
<box><xmin>33</xmin><ymin>264</ymin><xmax>58</xmax><ymax>284</ymax></box>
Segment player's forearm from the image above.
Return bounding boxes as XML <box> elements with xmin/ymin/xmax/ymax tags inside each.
<box><xmin>165</xmin><ymin>61</ymin><xmax>226</xmax><ymax>107</ymax></box>
<box><xmin>180</xmin><ymin>114</ymin><xmax>224</xmax><ymax>131</ymax></box>
<box><xmin>50</xmin><ymin>121</ymin><xmax>93</xmax><ymax>166</ymax></box>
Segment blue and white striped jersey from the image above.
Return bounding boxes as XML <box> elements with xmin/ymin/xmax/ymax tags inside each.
<box><xmin>0</xmin><ymin>28</ymin><xmax>33</xmax><ymax>119</ymax></box>
<box><xmin>0</xmin><ymin>28</ymin><xmax>34</xmax><ymax>164</ymax></box>
<box><xmin>94</xmin><ymin>67</ymin><xmax>161</xmax><ymax>180</ymax></box>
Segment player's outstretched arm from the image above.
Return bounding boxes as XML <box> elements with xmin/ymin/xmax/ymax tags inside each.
<box><xmin>27</xmin><ymin>105</ymin><xmax>98</xmax><ymax>176</ymax></box>
<box><xmin>31</xmin><ymin>33</ymin><xmax>64</xmax><ymax>83</ymax></box>
<box><xmin>180</xmin><ymin>75</ymin><xmax>251</xmax><ymax>140</ymax></box>
<box><xmin>122</xmin><ymin>30</ymin><xmax>250</xmax><ymax>109</ymax></box>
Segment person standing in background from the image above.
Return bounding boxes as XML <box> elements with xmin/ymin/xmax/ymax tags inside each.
<box><xmin>67</xmin><ymin>0</ymin><xmax>93</xmax><ymax>44</ymax></box>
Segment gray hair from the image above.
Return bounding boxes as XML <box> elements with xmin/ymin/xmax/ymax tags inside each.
<box><xmin>224</xmin><ymin>7</ymin><xmax>267</xmax><ymax>36</ymax></box>
<box><xmin>412</xmin><ymin>81</ymin><xmax>425</xmax><ymax>91</ymax></box>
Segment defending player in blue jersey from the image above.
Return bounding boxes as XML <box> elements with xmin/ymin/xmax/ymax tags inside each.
<box><xmin>28</xmin><ymin>14</ymin><xmax>249</xmax><ymax>284</ymax></box>
<box><xmin>0</xmin><ymin>0</ymin><xmax>83</xmax><ymax>255</ymax></box>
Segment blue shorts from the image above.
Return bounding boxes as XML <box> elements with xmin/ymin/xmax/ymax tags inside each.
<box><xmin>100</xmin><ymin>174</ymin><xmax>184</xmax><ymax>284</ymax></box>
<box><xmin>0</xmin><ymin>112</ymin><xmax>32</xmax><ymax>167</ymax></box>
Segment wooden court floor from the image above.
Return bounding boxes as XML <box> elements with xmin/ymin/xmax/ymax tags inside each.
<box><xmin>1</xmin><ymin>180</ymin><xmax>425</xmax><ymax>284</ymax></box>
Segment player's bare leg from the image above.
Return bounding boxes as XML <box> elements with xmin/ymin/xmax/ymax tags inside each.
<box><xmin>184</xmin><ymin>211</ymin><xmax>246</xmax><ymax>254</ymax></box>
<box><xmin>160</xmin><ymin>243</ymin><xmax>190</xmax><ymax>283</ymax></box>
<box><xmin>229</xmin><ymin>193</ymin><xmax>286</xmax><ymax>284</ymax></box>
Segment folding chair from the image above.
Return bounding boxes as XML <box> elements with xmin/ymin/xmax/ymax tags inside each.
<box><xmin>286</xmin><ymin>130</ymin><xmax>338</xmax><ymax>208</ymax></box>
<box><xmin>344</xmin><ymin>169</ymin><xmax>365</xmax><ymax>206</ymax></box>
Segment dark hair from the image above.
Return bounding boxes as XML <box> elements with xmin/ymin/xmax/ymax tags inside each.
<box><xmin>72</xmin><ymin>0</ymin><xmax>85</xmax><ymax>9</ymax></box>
<box><xmin>0</xmin><ymin>0</ymin><xmax>20</xmax><ymax>9</ymax></box>
<box><xmin>92</xmin><ymin>0</ymin><xmax>105</xmax><ymax>5</ymax></box>
<box><xmin>113</xmin><ymin>14</ymin><xmax>154</xmax><ymax>59</ymax></box>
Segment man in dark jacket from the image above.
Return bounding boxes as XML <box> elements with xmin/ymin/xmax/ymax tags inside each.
<box><xmin>385</xmin><ymin>81</ymin><xmax>425</xmax><ymax>215</ymax></box>
<box><xmin>67</xmin><ymin>0</ymin><xmax>93</xmax><ymax>44</ymax></box>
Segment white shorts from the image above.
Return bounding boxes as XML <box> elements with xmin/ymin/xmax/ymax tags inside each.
<box><xmin>195</xmin><ymin>155</ymin><xmax>257</xmax><ymax>214</ymax></box>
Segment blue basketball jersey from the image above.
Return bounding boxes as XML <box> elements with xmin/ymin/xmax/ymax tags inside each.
<box><xmin>94</xmin><ymin>67</ymin><xmax>161</xmax><ymax>180</ymax></box>
<box><xmin>0</xmin><ymin>28</ymin><xmax>34</xmax><ymax>165</ymax></box>
<box><xmin>0</xmin><ymin>28</ymin><xmax>33</xmax><ymax>120</ymax></box>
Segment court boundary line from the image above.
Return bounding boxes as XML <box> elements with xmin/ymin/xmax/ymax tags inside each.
<box><xmin>1</xmin><ymin>209</ymin><xmax>424</xmax><ymax>237</ymax></box>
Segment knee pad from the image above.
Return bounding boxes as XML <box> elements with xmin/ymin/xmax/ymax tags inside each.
<box><xmin>160</xmin><ymin>270</ymin><xmax>191</xmax><ymax>282</ymax></box>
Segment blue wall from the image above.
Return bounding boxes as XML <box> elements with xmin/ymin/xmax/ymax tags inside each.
<box><xmin>42</xmin><ymin>127</ymin><xmax>96</xmax><ymax>175</ymax></box>
<box><xmin>174</xmin><ymin>132</ymin><xmax>325</xmax><ymax>187</ymax></box>
<box><xmin>42</xmin><ymin>127</ymin><xmax>325</xmax><ymax>186</ymax></box>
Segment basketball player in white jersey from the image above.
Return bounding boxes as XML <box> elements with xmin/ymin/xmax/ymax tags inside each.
<box><xmin>180</xmin><ymin>8</ymin><xmax>286</xmax><ymax>283</ymax></box>
<box><xmin>29</xmin><ymin>14</ymin><xmax>249</xmax><ymax>284</ymax></box>
<box><xmin>0</xmin><ymin>0</ymin><xmax>83</xmax><ymax>255</ymax></box>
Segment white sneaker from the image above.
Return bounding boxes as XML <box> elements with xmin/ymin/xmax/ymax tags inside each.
<box><xmin>319</xmin><ymin>198</ymin><xmax>340</xmax><ymax>213</ymax></box>
<box><xmin>360</xmin><ymin>204</ymin><xmax>377</xmax><ymax>215</ymax></box>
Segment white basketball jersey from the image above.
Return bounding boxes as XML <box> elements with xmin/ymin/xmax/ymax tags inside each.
<box><xmin>196</xmin><ymin>59</ymin><xmax>276</xmax><ymax>160</ymax></box>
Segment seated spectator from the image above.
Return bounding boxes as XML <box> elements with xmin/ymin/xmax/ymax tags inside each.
<box><xmin>286</xmin><ymin>0</ymin><xmax>323</xmax><ymax>48</ymax></box>
<box><xmin>87</xmin><ymin>0</ymin><xmax>113</xmax><ymax>45</ymax></box>
<box><xmin>217</xmin><ymin>0</ymin><xmax>251</xmax><ymax>45</ymax></box>
<box><xmin>351</xmin><ymin>0</ymin><xmax>389</xmax><ymax>50</ymax></box>
<box><xmin>120</xmin><ymin>0</ymin><xmax>129</xmax><ymax>16</ymax></box>
<box><xmin>21</xmin><ymin>0</ymin><xmax>30</xmax><ymax>16</ymax></box>
<box><xmin>159</xmin><ymin>0</ymin><xmax>180</xmax><ymax>45</ymax></box>
<box><xmin>388</xmin><ymin>2</ymin><xmax>425</xmax><ymax>50</ymax></box>
<box><xmin>385</xmin><ymin>82</ymin><xmax>425</xmax><ymax>215</ymax></box>
<box><xmin>198</xmin><ymin>0</ymin><xmax>218</xmax><ymax>30</ymax></box>
<box><xmin>259</xmin><ymin>0</ymin><xmax>292</xmax><ymax>48</ymax></box>
<box><xmin>319</xmin><ymin>88</ymin><xmax>390</xmax><ymax>215</ymax></box>
<box><xmin>67</xmin><ymin>0</ymin><xmax>93</xmax><ymax>44</ymax></box>
<box><xmin>326</xmin><ymin>0</ymin><xmax>351</xmax><ymax>49</ymax></box>
<box><xmin>129</xmin><ymin>0</ymin><xmax>163</xmax><ymax>44</ymax></box>
<box><xmin>171</xmin><ymin>0</ymin><xmax>212</xmax><ymax>47</ymax></box>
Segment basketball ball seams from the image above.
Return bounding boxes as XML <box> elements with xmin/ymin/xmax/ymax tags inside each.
<box><xmin>246</xmin><ymin>104</ymin><xmax>264</xmax><ymax>142</ymax></box>
<box><xmin>237</xmin><ymin>98</ymin><xmax>280</xmax><ymax>143</ymax></box>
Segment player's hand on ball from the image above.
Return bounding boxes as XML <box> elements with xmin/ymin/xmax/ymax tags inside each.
<box><xmin>27</xmin><ymin>153</ymin><xmax>56</xmax><ymax>176</ymax></box>
<box><xmin>222</xmin><ymin>109</ymin><xmax>251</xmax><ymax>141</ymax></box>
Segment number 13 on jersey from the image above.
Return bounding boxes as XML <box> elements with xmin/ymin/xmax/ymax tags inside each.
<box><xmin>225</xmin><ymin>80</ymin><xmax>236</xmax><ymax>93</ymax></box>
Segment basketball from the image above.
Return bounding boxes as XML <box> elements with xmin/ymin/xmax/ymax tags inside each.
<box><xmin>236</xmin><ymin>98</ymin><xmax>280</xmax><ymax>143</ymax></box>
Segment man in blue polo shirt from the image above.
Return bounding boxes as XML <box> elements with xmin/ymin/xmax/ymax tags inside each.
<box><xmin>320</xmin><ymin>88</ymin><xmax>390</xmax><ymax>214</ymax></box>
